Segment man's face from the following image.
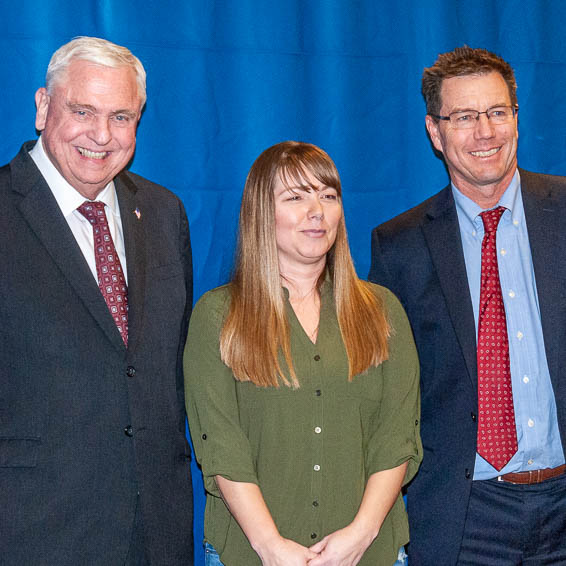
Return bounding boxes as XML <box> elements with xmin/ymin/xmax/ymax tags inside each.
<box><xmin>425</xmin><ymin>72</ymin><xmax>518</xmax><ymax>208</ymax></box>
<box><xmin>35</xmin><ymin>59</ymin><xmax>142</xmax><ymax>200</ymax></box>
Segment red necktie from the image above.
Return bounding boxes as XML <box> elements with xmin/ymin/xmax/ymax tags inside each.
<box><xmin>78</xmin><ymin>201</ymin><xmax>128</xmax><ymax>346</ymax></box>
<box><xmin>477</xmin><ymin>206</ymin><xmax>517</xmax><ymax>471</ymax></box>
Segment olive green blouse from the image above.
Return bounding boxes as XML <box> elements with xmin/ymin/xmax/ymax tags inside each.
<box><xmin>184</xmin><ymin>281</ymin><xmax>422</xmax><ymax>565</ymax></box>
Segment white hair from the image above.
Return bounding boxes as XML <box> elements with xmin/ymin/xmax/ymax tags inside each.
<box><xmin>46</xmin><ymin>36</ymin><xmax>147</xmax><ymax>106</ymax></box>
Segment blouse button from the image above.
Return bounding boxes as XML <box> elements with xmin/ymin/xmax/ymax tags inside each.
<box><xmin>202</xmin><ymin>434</ymin><xmax>207</xmax><ymax>440</ymax></box>
<box><xmin>314</xmin><ymin>426</ymin><xmax>322</xmax><ymax>434</ymax></box>
<box><xmin>314</xmin><ymin>355</ymin><xmax>321</xmax><ymax>361</ymax></box>
<box><xmin>313</xmin><ymin>464</ymin><xmax>321</xmax><ymax>471</ymax></box>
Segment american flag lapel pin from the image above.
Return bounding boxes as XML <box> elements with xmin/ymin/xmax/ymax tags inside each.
<box><xmin>134</xmin><ymin>207</ymin><xmax>141</xmax><ymax>220</ymax></box>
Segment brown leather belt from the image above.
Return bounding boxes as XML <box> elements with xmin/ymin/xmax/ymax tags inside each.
<box><xmin>497</xmin><ymin>464</ymin><xmax>566</xmax><ymax>485</ymax></box>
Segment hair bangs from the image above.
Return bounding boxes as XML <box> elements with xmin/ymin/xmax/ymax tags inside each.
<box><xmin>278</xmin><ymin>148</ymin><xmax>342</xmax><ymax>197</ymax></box>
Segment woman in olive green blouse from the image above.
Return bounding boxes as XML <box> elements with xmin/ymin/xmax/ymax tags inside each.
<box><xmin>184</xmin><ymin>141</ymin><xmax>422</xmax><ymax>566</ymax></box>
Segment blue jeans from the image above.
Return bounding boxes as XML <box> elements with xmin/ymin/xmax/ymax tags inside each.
<box><xmin>204</xmin><ymin>542</ymin><xmax>224</xmax><ymax>566</ymax></box>
<box><xmin>395</xmin><ymin>545</ymin><xmax>409</xmax><ymax>565</ymax></box>
<box><xmin>204</xmin><ymin>542</ymin><xmax>408</xmax><ymax>565</ymax></box>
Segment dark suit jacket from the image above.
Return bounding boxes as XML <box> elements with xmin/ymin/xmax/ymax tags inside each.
<box><xmin>0</xmin><ymin>142</ymin><xmax>194</xmax><ymax>565</ymax></box>
<box><xmin>368</xmin><ymin>169</ymin><xmax>566</xmax><ymax>565</ymax></box>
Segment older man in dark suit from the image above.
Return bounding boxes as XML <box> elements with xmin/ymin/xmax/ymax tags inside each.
<box><xmin>0</xmin><ymin>37</ymin><xmax>193</xmax><ymax>565</ymax></box>
<box><xmin>369</xmin><ymin>46</ymin><xmax>566</xmax><ymax>565</ymax></box>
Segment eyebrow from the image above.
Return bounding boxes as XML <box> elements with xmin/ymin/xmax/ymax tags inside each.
<box><xmin>284</xmin><ymin>183</ymin><xmax>335</xmax><ymax>193</ymax></box>
<box><xmin>448</xmin><ymin>102</ymin><xmax>510</xmax><ymax>113</ymax></box>
<box><xmin>65</xmin><ymin>102</ymin><xmax>138</xmax><ymax>119</ymax></box>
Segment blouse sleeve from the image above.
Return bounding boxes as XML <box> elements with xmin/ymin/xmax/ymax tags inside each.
<box><xmin>365</xmin><ymin>286</ymin><xmax>423</xmax><ymax>485</ymax></box>
<box><xmin>183</xmin><ymin>288</ymin><xmax>259</xmax><ymax>498</ymax></box>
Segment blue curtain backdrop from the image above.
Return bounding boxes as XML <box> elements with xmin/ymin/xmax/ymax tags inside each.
<box><xmin>2</xmin><ymin>1</ymin><xmax>565</xmax><ymax>562</ymax></box>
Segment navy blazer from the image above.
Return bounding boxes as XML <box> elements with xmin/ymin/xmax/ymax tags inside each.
<box><xmin>369</xmin><ymin>169</ymin><xmax>566</xmax><ymax>565</ymax></box>
<box><xmin>0</xmin><ymin>142</ymin><xmax>194</xmax><ymax>565</ymax></box>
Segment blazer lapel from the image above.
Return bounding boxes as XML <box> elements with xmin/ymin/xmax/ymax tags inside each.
<box><xmin>421</xmin><ymin>187</ymin><xmax>478</xmax><ymax>391</ymax></box>
<box><xmin>116</xmin><ymin>173</ymin><xmax>147</xmax><ymax>354</ymax></box>
<box><xmin>521</xmin><ymin>169</ymin><xmax>565</xmax><ymax>386</ymax></box>
<box><xmin>11</xmin><ymin>144</ymin><xmax>126</xmax><ymax>352</ymax></box>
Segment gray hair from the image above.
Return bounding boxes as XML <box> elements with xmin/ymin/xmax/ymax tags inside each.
<box><xmin>46</xmin><ymin>36</ymin><xmax>147</xmax><ymax>106</ymax></box>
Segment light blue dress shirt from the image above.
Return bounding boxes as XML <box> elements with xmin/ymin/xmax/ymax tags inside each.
<box><xmin>453</xmin><ymin>170</ymin><xmax>565</xmax><ymax>480</ymax></box>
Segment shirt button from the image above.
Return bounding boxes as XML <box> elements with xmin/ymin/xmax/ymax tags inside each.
<box><xmin>500</xmin><ymin>248</ymin><xmax>507</xmax><ymax>256</ymax></box>
<box><xmin>513</xmin><ymin>219</ymin><xmax>519</xmax><ymax>226</ymax></box>
<box><xmin>315</xmin><ymin>389</ymin><xmax>322</xmax><ymax>396</ymax></box>
<box><xmin>508</xmin><ymin>290</ymin><xmax>515</xmax><ymax>298</ymax></box>
<box><xmin>310</xmin><ymin>533</ymin><xmax>317</xmax><ymax>539</ymax></box>
<box><xmin>528</xmin><ymin>419</ymin><xmax>534</xmax><ymax>428</ymax></box>
<box><xmin>124</xmin><ymin>425</ymin><xmax>133</xmax><ymax>437</ymax></box>
<box><xmin>523</xmin><ymin>375</ymin><xmax>529</xmax><ymax>384</ymax></box>
<box><xmin>126</xmin><ymin>366</ymin><xmax>136</xmax><ymax>377</ymax></box>
<box><xmin>313</xmin><ymin>464</ymin><xmax>321</xmax><ymax>471</ymax></box>
<box><xmin>314</xmin><ymin>355</ymin><xmax>321</xmax><ymax>361</ymax></box>
<box><xmin>314</xmin><ymin>426</ymin><xmax>322</xmax><ymax>434</ymax></box>
<box><xmin>312</xmin><ymin>500</ymin><xmax>319</xmax><ymax>507</ymax></box>
<box><xmin>528</xmin><ymin>459</ymin><xmax>534</xmax><ymax>465</ymax></box>
<box><xmin>517</xmin><ymin>331</ymin><xmax>523</xmax><ymax>340</ymax></box>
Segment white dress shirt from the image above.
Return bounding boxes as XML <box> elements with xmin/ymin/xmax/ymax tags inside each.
<box><xmin>29</xmin><ymin>136</ymin><xmax>128</xmax><ymax>284</ymax></box>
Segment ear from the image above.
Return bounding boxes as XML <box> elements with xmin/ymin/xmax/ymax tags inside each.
<box><xmin>35</xmin><ymin>88</ymin><xmax>50</xmax><ymax>131</ymax></box>
<box><xmin>425</xmin><ymin>114</ymin><xmax>444</xmax><ymax>153</ymax></box>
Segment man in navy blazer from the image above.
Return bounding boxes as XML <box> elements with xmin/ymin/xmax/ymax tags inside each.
<box><xmin>369</xmin><ymin>47</ymin><xmax>566</xmax><ymax>564</ymax></box>
<box><xmin>0</xmin><ymin>37</ymin><xmax>193</xmax><ymax>564</ymax></box>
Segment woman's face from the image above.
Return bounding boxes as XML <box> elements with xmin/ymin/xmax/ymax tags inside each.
<box><xmin>273</xmin><ymin>169</ymin><xmax>342</xmax><ymax>273</ymax></box>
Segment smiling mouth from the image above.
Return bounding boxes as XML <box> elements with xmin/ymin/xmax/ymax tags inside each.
<box><xmin>470</xmin><ymin>147</ymin><xmax>500</xmax><ymax>157</ymax></box>
<box><xmin>302</xmin><ymin>229</ymin><xmax>326</xmax><ymax>237</ymax></box>
<box><xmin>77</xmin><ymin>147</ymin><xmax>109</xmax><ymax>159</ymax></box>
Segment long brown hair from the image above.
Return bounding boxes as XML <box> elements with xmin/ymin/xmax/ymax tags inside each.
<box><xmin>220</xmin><ymin>141</ymin><xmax>390</xmax><ymax>387</ymax></box>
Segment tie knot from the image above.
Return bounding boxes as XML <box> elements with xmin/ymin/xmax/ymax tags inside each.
<box><xmin>480</xmin><ymin>206</ymin><xmax>505</xmax><ymax>234</ymax></box>
<box><xmin>77</xmin><ymin>201</ymin><xmax>108</xmax><ymax>226</ymax></box>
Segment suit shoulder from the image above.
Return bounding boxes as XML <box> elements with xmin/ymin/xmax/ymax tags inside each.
<box><xmin>0</xmin><ymin>162</ymin><xmax>10</xmax><ymax>188</ymax></box>
<box><xmin>373</xmin><ymin>187</ymin><xmax>448</xmax><ymax>237</ymax></box>
<box><xmin>121</xmin><ymin>170</ymin><xmax>183</xmax><ymax>205</ymax></box>
<box><xmin>520</xmin><ymin>168</ymin><xmax>566</xmax><ymax>195</ymax></box>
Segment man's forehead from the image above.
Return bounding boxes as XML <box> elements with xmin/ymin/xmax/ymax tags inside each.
<box><xmin>440</xmin><ymin>72</ymin><xmax>511</xmax><ymax>109</ymax></box>
<box><xmin>53</xmin><ymin>61</ymin><xmax>142</xmax><ymax>111</ymax></box>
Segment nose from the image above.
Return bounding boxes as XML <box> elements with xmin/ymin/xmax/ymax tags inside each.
<box><xmin>89</xmin><ymin>116</ymin><xmax>112</xmax><ymax>145</ymax></box>
<box><xmin>308</xmin><ymin>197</ymin><xmax>324</xmax><ymax>220</ymax></box>
<box><xmin>474</xmin><ymin>112</ymin><xmax>495</xmax><ymax>139</ymax></box>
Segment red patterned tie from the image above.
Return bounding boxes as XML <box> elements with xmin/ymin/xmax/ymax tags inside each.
<box><xmin>477</xmin><ymin>206</ymin><xmax>517</xmax><ymax>471</ymax></box>
<box><xmin>78</xmin><ymin>201</ymin><xmax>128</xmax><ymax>346</ymax></box>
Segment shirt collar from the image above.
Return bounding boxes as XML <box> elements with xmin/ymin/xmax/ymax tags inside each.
<box><xmin>29</xmin><ymin>135</ymin><xmax>118</xmax><ymax>218</ymax></box>
<box><xmin>451</xmin><ymin>169</ymin><xmax>521</xmax><ymax>229</ymax></box>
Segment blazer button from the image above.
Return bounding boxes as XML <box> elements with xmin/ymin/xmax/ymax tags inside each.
<box><xmin>465</xmin><ymin>468</ymin><xmax>471</xmax><ymax>479</ymax></box>
<box><xmin>126</xmin><ymin>366</ymin><xmax>136</xmax><ymax>377</ymax></box>
<box><xmin>124</xmin><ymin>425</ymin><xmax>134</xmax><ymax>437</ymax></box>
<box><xmin>471</xmin><ymin>412</ymin><xmax>477</xmax><ymax>422</ymax></box>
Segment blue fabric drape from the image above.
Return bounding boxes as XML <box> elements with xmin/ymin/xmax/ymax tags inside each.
<box><xmin>2</xmin><ymin>2</ymin><xmax>565</xmax><ymax>563</ymax></box>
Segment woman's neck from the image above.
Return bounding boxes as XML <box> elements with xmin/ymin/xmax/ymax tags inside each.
<box><xmin>279</xmin><ymin>262</ymin><xmax>325</xmax><ymax>301</ymax></box>
<box><xmin>280</xmin><ymin>262</ymin><xmax>325</xmax><ymax>344</ymax></box>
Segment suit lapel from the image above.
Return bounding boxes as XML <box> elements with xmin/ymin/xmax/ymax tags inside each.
<box><xmin>520</xmin><ymin>169</ymin><xmax>564</xmax><ymax>386</ymax></box>
<box><xmin>116</xmin><ymin>172</ymin><xmax>147</xmax><ymax>355</ymax></box>
<box><xmin>422</xmin><ymin>187</ymin><xmax>478</xmax><ymax>391</ymax></box>
<box><xmin>11</xmin><ymin>144</ymin><xmax>126</xmax><ymax>352</ymax></box>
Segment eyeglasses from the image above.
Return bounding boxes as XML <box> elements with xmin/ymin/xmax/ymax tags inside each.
<box><xmin>432</xmin><ymin>105</ymin><xmax>518</xmax><ymax>129</ymax></box>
